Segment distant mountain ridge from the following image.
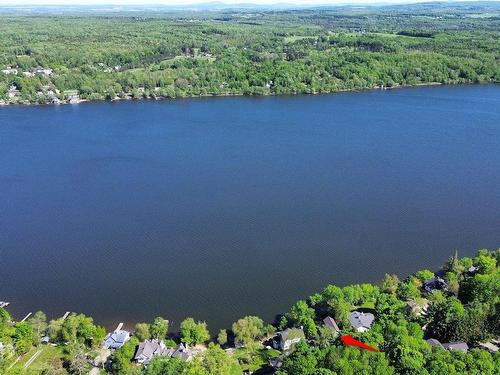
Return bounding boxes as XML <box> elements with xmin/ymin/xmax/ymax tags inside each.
<box><xmin>1</xmin><ymin>1</ymin><xmax>500</xmax><ymax>13</ymax></box>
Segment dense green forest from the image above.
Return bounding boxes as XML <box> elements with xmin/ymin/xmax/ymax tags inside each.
<box><xmin>1</xmin><ymin>249</ymin><xmax>499</xmax><ymax>374</ymax></box>
<box><xmin>0</xmin><ymin>3</ymin><xmax>499</xmax><ymax>104</ymax></box>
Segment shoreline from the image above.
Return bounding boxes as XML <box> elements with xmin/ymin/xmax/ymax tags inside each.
<box><xmin>1</xmin><ymin>81</ymin><xmax>496</xmax><ymax>108</ymax></box>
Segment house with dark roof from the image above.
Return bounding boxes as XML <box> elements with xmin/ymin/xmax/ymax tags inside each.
<box><xmin>273</xmin><ymin>327</ymin><xmax>305</xmax><ymax>351</ymax></box>
<box><xmin>168</xmin><ymin>343</ymin><xmax>194</xmax><ymax>361</ymax></box>
<box><xmin>103</xmin><ymin>329</ymin><xmax>130</xmax><ymax>350</ymax></box>
<box><xmin>323</xmin><ymin>316</ymin><xmax>340</xmax><ymax>335</ymax></box>
<box><xmin>427</xmin><ymin>338</ymin><xmax>468</xmax><ymax>353</ymax></box>
<box><xmin>442</xmin><ymin>342</ymin><xmax>469</xmax><ymax>352</ymax></box>
<box><xmin>348</xmin><ymin>311</ymin><xmax>375</xmax><ymax>333</ymax></box>
<box><xmin>423</xmin><ymin>277</ymin><xmax>447</xmax><ymax>294</ymax></box>
<box><xmin>135</xmin><ymin>339</ymin><xmax>169</xmax><ymax>365</ymax></box>
<box><xmin>269</xmin><ymin>357</ymin><xmax>283</xmax><ymax>369</ymax></box>
<box><xmin>427</xmin><ymin>338</ymin><xmax>444</xmax><ymax>349</ymax></box>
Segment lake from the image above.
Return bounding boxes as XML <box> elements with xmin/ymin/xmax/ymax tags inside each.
<box><xmin>1</xmin><ymin>85</ymin><xmax>499</xmax><ymax>331</ymax></box>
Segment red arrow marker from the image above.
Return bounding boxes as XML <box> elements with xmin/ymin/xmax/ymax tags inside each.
<box><xmin>341</xmin><ymin>335</ymin><xmax>379</xmax><ymax>352</ymax></box>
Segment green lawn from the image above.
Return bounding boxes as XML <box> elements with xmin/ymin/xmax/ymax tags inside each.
<box><xmin>235</xmin><ymin>346</ymin><xmax>281</xmax><ymax>372</ymax></box>
<box><xmin>8</xmin><ymin>345</ymin><xmax>66</xmax><ymax>374</ymax></box>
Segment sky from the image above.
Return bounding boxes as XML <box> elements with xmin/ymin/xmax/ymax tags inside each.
<box><xmin>0</xmin><ymin>0</ymin><xmax>488</xmax><ymax>6</ymax></box>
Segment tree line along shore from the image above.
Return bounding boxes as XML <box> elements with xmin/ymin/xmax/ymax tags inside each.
<box><xmin>0</xmin><ymin>248</ymin><xmax>498</xmax><ymax>374</ymax></box>
<box><xmin>0</xmin><ymin>4</ymin><xmax>499</xmax><ymax>106</ymax></box>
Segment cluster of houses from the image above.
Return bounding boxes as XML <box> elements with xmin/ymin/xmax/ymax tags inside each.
<box><xmin>1</xmin><ymin>66</ymin><xmax>53</xmax><ymax>77</ymax></box>
<box><xmin>1</xmin><ymin>83</ymin><xmax>82</xmax><ymax>106</ymax></box>
<box><xmin>99</xmin><ymin>328</ymin><xmax>195</xmax><ymax>367</ymax></box>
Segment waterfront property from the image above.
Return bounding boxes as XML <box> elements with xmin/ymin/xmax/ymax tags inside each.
<box><xmin>423</xmin><ymin>277</ymin><xmax>447</xmax><ymax>294</ymax></box>
<box><xmin>348</xmin><ymin>311</ymin><xmax>375</xmax><ymax>333</ymax></box>
<box><xmin>104</xmin><ymin>329</ymin><xmax>130</xmax><ymax>350</ymax></box>
<box><xmin>134</xmin><ymin>339</ymin><xmax>169</xmax><ymax>365</ymax></box>
<box><xmin>273</xmin><ymin>327</ymin><xmax>305</xmax><ymax>351</ymax></box>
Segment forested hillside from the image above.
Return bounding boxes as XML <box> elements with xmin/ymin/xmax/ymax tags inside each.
<box><xmin>0</xmin><ymin>3</ymin><xmax>499</xmax><ymax>104</ymax></box>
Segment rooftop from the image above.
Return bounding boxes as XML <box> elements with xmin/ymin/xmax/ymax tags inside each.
<box><xmin>348</xmin><ymin>311</ymin><xmax>375</xmax><ymax>330</ymax></box>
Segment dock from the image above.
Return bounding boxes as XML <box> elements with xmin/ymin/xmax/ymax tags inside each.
<box><xmin>62</xmin><ymin>311</ymin><xmax>71</xmax><ymax>320</ymax></box>
<box><xmin>20</xmin><ymin>312</ymin><xmax>32</xmax><ymax>322</ymax></box>
<box><xmin>0</xmin><ymin>301</ymin><xmax>10</xmax><ymax>308</ymax></box>
<box><xmin>115</xmin><ymin>322</ymin><xmax>124</xmax><ymax>331</ymax></box>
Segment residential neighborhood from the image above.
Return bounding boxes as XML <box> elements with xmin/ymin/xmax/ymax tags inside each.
<box><xmin>0</xmin><ymin>249</ymin><xmax>498</xmax><ymax>374</ymax></box>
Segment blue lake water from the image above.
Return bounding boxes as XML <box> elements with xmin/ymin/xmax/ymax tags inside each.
<box><xmin>1</xmin><ymin>85</ymin><xmax>499</xmax><ymax>330</ymax></box>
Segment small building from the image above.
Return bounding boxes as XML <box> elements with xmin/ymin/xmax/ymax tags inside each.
<box><xmin>348</xmin><ymin>311</ymin><xmax>375</xmax><ymax>333</ymax></box>
<box><xmin>103</xmin><ymin>329</ymin><xmax>130</xmax><ymax>350</ymax></box>
<box><xmin>135</xmin><ymin>339</ymin><xmax>169</xmax><ymax>365</ymax></box>
<box><xmin>468</xmin><ymin>265</ymin><xmax>480</xmax><ymax>275</ymax></box>
<box><xmin>405</xmin><ymin>299</ymin><xmax>429</xmax><ymax>317</ymax></box>
<box><xmin>41</xmin><ymin>336</ymin><xmax>50</xmax><ymax>344</ymax></box>
<box><xmin>273</xmin><ymin>327</ymin><xmax>305</xmax><ymax>351</ymax></box>
<box><xmin>427</xmin><ymin>338</ymin><xmax>444</xmax><ymax>349</ymax></box>
<box><xmin>269</xmin><ymin>357</ymin><xmax>283</xmax><ymax>369</ymax></box>
<box><xmin>442</xmin><ymin>342</ymin><xmax>469</xmax><ymax>353</ymax></box>
<box><xmin>1</xmin><ymin>67</ymin><xmax>17</xmax><ymax>75</ymax></box>
<box><xmin>423</xmin><ymin>277</ymin><xmax>447</xmax><ymax>294</ymax></box>
<box><xmin>32</xmin><ymin>66</ymin><xmax>53</xmax><ymax>76</ymax></box>
<box><xmin>323</xmin><ymin>316</ymin><xmax>340</xmax><ymax>335</ymax></box>
<box><xmin>7</xmin><ymin>85</ymin><xmax>20</xmax><ymax>99</ymax></box>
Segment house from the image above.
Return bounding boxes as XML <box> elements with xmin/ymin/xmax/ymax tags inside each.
<box><xmin>442</xmin><ymin>342</ymin><xmax>469</xmax><ymax>353</ymax></box>
<box><xmin>468</xmin><ymin>265</ymin><xmax>480</xmax><ymax>275</ymax></box>
<box><xmin>41</xmin><ymin>336</ymin><xmax>50</xmax><ymax>344</ymax></box>
<box><xmin>269</xmin><ymin>357</ymin><xmax>283</xmax><ymax>369</ymax></box>
<box><xmin>427</xmin><ymin>338</ymin><xmax>444</xmax><ymax>349</ymax></box>
<box><xmin>103</xmin><ymin>329</ymin><xmax>130</xmax><ymax>349</ymax></box>
<box><xmin>273</xmin><ymin>327</ymin><xmax>305</xmax><ymax>351</ymax></box>
<box><xmin>168</xmin><ymin>343</ymin><xmax>193</xmax><ymax>361</ymax></box>
<box><xmin>1</xmin><ymin>67</ymin><xmax>17</xmax><ymax>75</ymax></box>
<box><xmin>323</xmin><ymin>316</ymin><xmax>340</xmax><ymax>335</ymax></box>
<box><xmin>405</xmin><ymin>299</ymin><xmax>429</xmax><ymax>317</ymax></box>
<box><xmin>32</xmin><ymin>66</ymin><xmax>53</xmax><ymax>76</ymax></box>
<box><xmin>423</xmin><ymin>277</ymin><xmax>447</xmax><ymax>293</ymax></box>
<box><xmin>134</xmin><ymin>339</ymin><xmax>169</xmax><ymax>365</ymax></box>
<box><xmin>348</xmin><ymin>311</ymin><xmax>375</xmax><ymax>333</ymax></box>
<box><xmin>7</xmin><ymin>85</ymin><xmax>20</xmax><ymax>99</ymax></box>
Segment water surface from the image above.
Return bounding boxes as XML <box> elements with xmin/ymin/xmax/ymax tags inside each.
<box><xmin>1</xmin><ymin>85</ymin><xmax>499</xmax><ymax>330</ymax></box>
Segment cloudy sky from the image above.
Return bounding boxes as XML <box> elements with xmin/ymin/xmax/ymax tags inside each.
<box><xmin>0</xmin><ymin>0</ymin><xmax>484</xmax><ymax>6</ymax></box>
